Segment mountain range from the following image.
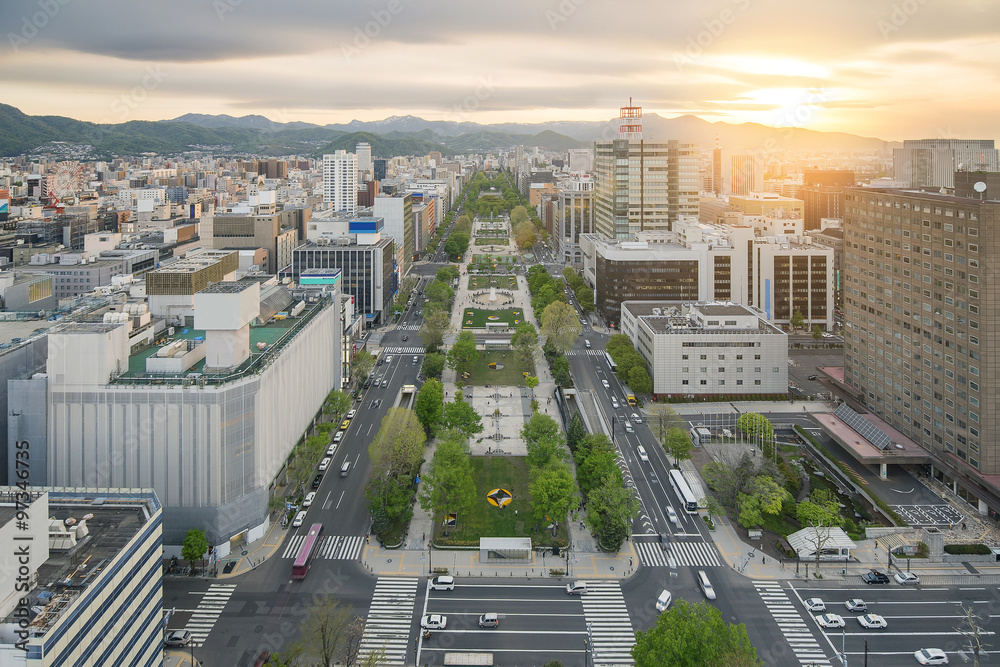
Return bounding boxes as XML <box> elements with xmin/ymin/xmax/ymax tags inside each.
<box><xmin>0</xmin><ymin>103</ymin><xmax>895</xmax><ymax>159</ymax></box>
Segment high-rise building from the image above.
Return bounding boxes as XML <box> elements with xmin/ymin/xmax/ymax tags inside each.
<box><xmin>567</xmin><ymin>148</ymin><xmax>592</xmax><ymax>173</ymax></box>
<box><xmin>843</xmin><ymin>188</ymin><xmax>1000</xmax><ymax>496</ymax></box>
<box><xmin>713</xmin><ymin>148</ymin><xmax>764</xmax><ymax>196</ymax></box>
<box><xmin>356</xmin><ymin>142</ymin><xmax>373</xmax><ymax>174</ymax></box>
<box><xmin>323</xmin><ymin>150</ymin><xmax>358</xmax><ymax>213</ymax></box>
<box><xmin>372</xmin><ymin>194</ymin><xmax>414</xmax><ymax>276</ymax></box>
<box><xmin>373</xmin><ymin>158</ymin><xmax>388</xmax><ymax>181</ymax></box>
<box><xmin>593</xmin><ymin>102</ymin><xmax>698</xmax><ymax>239</ymax></box>
<box><xmin>556</xmin><ymin>176</ymin><xmax>594</xmax><ymax>267</ymax></box>
<box><xmin>893</xmin><ymin>139</ymin><xmax>999</xmax><ymax>188</ymax></box>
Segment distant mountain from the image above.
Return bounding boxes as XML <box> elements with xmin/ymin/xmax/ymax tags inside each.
<box><xmin>313</xmin><ymin>131</ymin><xmax>453</xmax><ymax>159</ymax></box>
<box><xmin>169</xmin><ymin>113</ymin><xmax>317</xmax><ymax>131</ymax></box>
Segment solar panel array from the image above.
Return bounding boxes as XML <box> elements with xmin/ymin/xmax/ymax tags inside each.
<box><xmin>835</xmin><ymin>403</ymin><xmax>893</xmax><ymax>450</ymax></box>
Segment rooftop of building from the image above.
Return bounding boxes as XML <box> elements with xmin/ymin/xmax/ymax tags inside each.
<box><xmin>147</xmin><ymin>250</ymin><xmax>236</xmax><ymax>274</ymax></box>
<box><xmin>622</xmin><ymin>300</ymin><xmax>782</xmax><ymax>335</ymax></box>
<box><xmin>848</xmin><ymin>186</ymin><xmax>1000</xmax><ymax>205</ymax></box>
<box><xmin>0</xmin><ymin>488</ymin><xmax>159</xmax><ymax>639</ymax></box>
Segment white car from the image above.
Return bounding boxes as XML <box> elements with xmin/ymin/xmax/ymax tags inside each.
<box><xmin>624</xmin><ymin>420</ymin><xmax>633</xmax><ymax>433</ymax></box>
<box><xmin>302</xmin><ymin>492</ymin><xmax>316</xmax><ymax>508</ymax></box>
<box><xmin>655</xmin><ymin>589</ymin><xmax>672</xmax><ymax>612</ymax></box>
<box><xmin>318</xmin><ymin>457</ymin><xmax>331</xmax><ymax>471</ymax></box>
<box><xmin>844</xmin><ymin>598</ymin><xmax>867</xmax><ymax>612</ymax></box>
<box><xmin>894</xmin><ymin>571</ymin><xmax>920</xmax><ymax>585</ymax></box>
<box><xmin>914</xmin><ymin>648</ymin><xmax>949</xmax><ymax>665</ymax></box>
<box><xmin>292</xmin><ymin>510</ymin><xmax>307</xmax><ymax>528</ymax></box>
<box><xmin>666</xmin><ymin>506</ymin><xmax>678</xmax><ymax>525</ymax></box>
<box><xmin>858</xmin><ymin>613</ymin><xmax>887</xmax><ymax>629</ymax></box>
<box><xmin>346</xmin><ymin>409</ymin><xmax>356</xmax><ymax>419</ymax></box>
<box><xmin>327</xmin><ymin>443</ymin><xmax>338</xmax><ymax>456</ymax></box>
<box><xmin>420</xmin><ymin>614</ymin><xmax>447</xmax><ymax>630</ymax></box>
<box><xmin>630</xmin><ymin>412</ymin><xmax>642</xmax><ymax>424</ymax></box>
<box><xmin>637</xmin><ymin>445</ymin><xmax>648</xmax><ymax>461</ymax></box>
<box><xmin>429</xmin><ymin>576</ymin><xmax>455</xmax><ymax>591</ymax></box>
<box><xmin>815</xmin><ymin>613</ymin><xmax>845</xmax><ymax>628</ymax></box>
<box><xmin>803</xmin><ymin>598</ymin><xmax>826</xmax><ymax>612</ymax></box>
<box><xmin>602</xmin><ymin>379</ymin><xmax>610</xmax><ymax>389</ymax></box>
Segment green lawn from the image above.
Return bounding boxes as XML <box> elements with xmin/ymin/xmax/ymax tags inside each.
<box><xmin>474</xmin><ymin>238</ymin><xmax>509</xmax><ymax>245</ymax></box>
<box><xmin>471</xmin><ymin>254</ymin><xmax>516</xmax><ymax>265</ymax></box>
<box><xmin>460</xmin><ymin>307</ymin><xmax>523</xmax><ymax>328</ymax></box>
<box><xmin>465</xmin><ymin>350</ymin><xmax>534</xmax><ymax>385</ymax></box>
<box><xmin>434</xmin><ymin>456</ymin><xmax>568</xmax><ymax>547</ymax></box>
<box><xmin>468</xmin><ymin>275</ymin><xmax>518</xmax><ymax>290</ymax></box>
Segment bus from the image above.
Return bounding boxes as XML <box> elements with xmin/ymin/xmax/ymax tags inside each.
<box><xmin>604</xmin><ymin>352</ymin><xmax>617</xmax><ymax>372</ymax></box>
<box><xmin>291</xmin><ymin>523</ymin><xmax>324</xmax><ymax>580</ymax></box>
<box><xmin>668</xmin><ymin>470</ymin><xmax>699</xmax><ymax>514</ymax></box>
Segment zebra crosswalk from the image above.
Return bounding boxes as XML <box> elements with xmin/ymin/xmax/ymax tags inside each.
<box><xmin>634</xmin><ymin>540</ymin><xmax>722</xmax><ymax>567</ymax></box>
<box><xmin>753</xmin><ymin>582</ymin><xmax>832</xmax><ymax>666</ymax></box>
<box><xmin>395</xmin><ymin>324</ymin><xmax>420</xmax><ymax>330</ymax></box>
<box><xmin>566</xmin><ymin>349</ymin><xmax>605</xmax><ymax>357</ymax></box>
<box><xmin>183</xmin><ymin>583</ymin><xmax>237</xmax><ymax>647</ymax></box>
<box><xmin>382</xmin><ymin>346</ymin><xmax>424</xmax><ymax>354</ymax></box>
<box><xmin>580</xmin><ymin>580</ymin><xmax>635</xmax><ymax>666</ymax></box>
<box><xmin>359</xmin><ymin>577</ymin><xmax>419</xmax><ymax>666</ymax></box>
<box><xmin>281</xmin><ymin>534</ymin><xmax>365</xmax><ymax>561</ymax></box>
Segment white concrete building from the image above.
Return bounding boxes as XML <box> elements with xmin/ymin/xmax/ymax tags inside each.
<box><xmin>323</xmin><ymin>150</ymin><xmax>358</xmax><ymax>214</ymax></box>
<box><xmin>619</xmin><ymin>300</ymin><xmax>787</xmax><ymax>397</ymax></box>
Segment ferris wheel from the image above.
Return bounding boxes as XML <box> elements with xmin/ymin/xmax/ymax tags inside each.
<box><xmin>45</xmin><ymin>162</ymin><xmax>84</xmax><ymax>208</ymax></box>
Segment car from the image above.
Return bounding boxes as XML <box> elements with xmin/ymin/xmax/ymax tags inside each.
<box><xmin>478</xmin><ymin>613</ymin><xmax>500</xmax><ymax>628</ymax></box>
<box><xmin>340</xmin><ymin>419</ymin><xmax>351</xmax><ymax>430</ymax></box>
<box><xmin>895</xmin><ymin>571</ymin><xmax>920</xmax><ymax>585</ymax></box>
<box><xmin>382</xmin><ymin>379</ymin><xmax>389</xmax><ymax>387</ymax></box>
<box><xmin>311</xmin><ymin>473</ymin><xmax>324</xmax><ymax>490</ymax></box>
<box><xmin>658</xmin><ymin>532</ymin><xmax>670</xmax><ymax>545</ymax></box>
<box><xmin>630</xmin><ymin>412</ymin><xmax>642</xmax><ymax>424</ymax></box>
<box><xmin>292</xmin><ymin>510</ymin><xmax>307</xmax><ymax>527</ymax></box>
<box><xmin>376</xmin><ymin>358</ymin><xmax>384</xmax><ymax>366</ymax></box>
<box><xmin>420</xmin><ymin>614</ymin><xmax>447</xmax><ymax>630</ymax></box>
<box><xmin>637</xmin><ymin>445</ymin><xmax>648</xmax><ymax>461</ymax></box>
<box><xmin>333</xmin><ymin>431</ymin><xmax>344</xmax><ymax>444</ymax></box>
<box><xmin>318</xmin><ymin>457</ymin><xmax>331</xmax><ymax>471</ymax></box>
<box><xmin>429</xmin><ymin>575</ymin><xmax>455</xmax><ymax>591</ymax></box>
<box><xmin>721</xmin><ymin>428</ymin><xmax>733</xmax><ymax>438</ymax></box>
<box><xmin>566</xmin><ymin>581</ymin><xmax>587</xmax><ymax>595</ymax></box>
<box><xmin>655</xmin><ymin>590</ymin><xmax>672</xmax><ymax>612</ymax></box>
<box><xmin>164</xmin><ymin>630</ymin><xmax>192</xmax><ymax>647</ymax></box>
<box><xmin>666</xmin><ymin>506</ymin><xmax>678</xmax><ymax>525</ymax></box>
<box><xmin>862</xmin><ymin>569</ymin><xmax>890</xmax><ymax>585</ymax></box>
<box><xmin>803</xmin><ymin>598</ymin><xmax>826</xmax><ymax>612</ymax></box>
<box><xmin>845</xmin><ymin>598</ymin><xmax>867</xmax><ymax>612</ymax></box>
<box><xmin>914</xmin><ymin>648</ymin><xmax>949</xmax><ymax>665</ymax></box>
<box><xmin>346</xmin><ymin>409</ymin><xmax>356</xmax><ymax>419</ymax></box>
<box><xmin>602</xmin><ymin>379</ymin><xmax>610</xmax><ymax>389</ymax></box>
<box><xmin>815</xmin><ymin>613</ymin><xmax>845</xmax><ymax>628</ymax></box>
<box><xmin>611</xmin><ymin>398</ymin><xmax>619</xmax><ymax>409</ymax></box>
<box><xmin>371</xmin><ymin>399</ymin><xmax>382</xmax><ymax>409</ymax></box>
<box><xmin>624</xmin><ymin>420</ymin><xmax>633</xmax><ymax>433</ymax></box>
<box><xmin>402</xmin><ymin>335</ymin><xmax>408</xmax><ymax>341</ymax></box>
<box><xmin>302</xmin><ymin>492</ymin><xmax>316</xmax><ymax>507</ymax></box>
<box><xmin>807</xmin><ymin>374</ymin><xmax>818</xmax><ymax>380</ymax></box>
<box><xmin>413</xmin><ymin>356</ymin><xmax>419</xmax><ymax>363</ymax></box>
<box><xmin>858</xmin><ymin>613</ymin><xmax>887</xmax><ymax>629</ymax></box>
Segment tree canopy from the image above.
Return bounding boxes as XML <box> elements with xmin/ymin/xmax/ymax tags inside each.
<box><xmin>632</xmin><ymin>600</ymin><xmax>759</xmax><ymax>667</ymax></box>
<box><xmin>414</xmin><ymin>379</ymin><xmax>444</xmax><ymax>435</ymax></box>
<box><xmin>540</xmin><ymin>301</ymin><xmax>582</xmax><ymax>354</ymax></box>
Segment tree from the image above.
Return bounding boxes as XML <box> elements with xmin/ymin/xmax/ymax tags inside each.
<box><xmin>511</xmin><ymin>322</ymin><xmax>538</xmax><ymax>371</ymax></box>
<box><xmin>323</xmin><ymin>390</ymin><xmax>351</xmax><ymax>420</ymax></box>
<box><xmin>414</xmin><ymin>379</ymin><xmax>444</xmax><ymax>435</ymax></box>
<box><xmin>514</xmin><ymin>221</ymin><xmax>537</xmax><ymax>249</ymax></box>
<box><xmin>510</xmin><ymin>205</ymin><xmax>529</xmax><ymax>225</ymax></box>
<box><xmin>440</xmin><ymin>399</ymin><xmax>484</xmax><ymax>436</ymax></box>
<box><xmin>421</xmin><ymin>351</ymin><xmax>446</xmax><ymax>379</ymax></box>
<box><xmin>525</xmin><ymin>374</ymin><xmax>539</xmax><ymax>400</ymax></box>
<box><xmin>419</xmin><ymin>433</ymin><xmax>477</xmax><ymax>522</ymax></box>
<box><xmin>447</xmin><ymin>331</ymin><xmax>478</xmax><ymax>374</ymax></box>
<box><xmin>522</xmin><ymin>415</ymin><xmax>567</xmax><ymax>469</ymax></box>
<box><xmin>292</xmin><ymin>596</ymin><xmax>361</xmax><ymax>667</ymax></box>
<box><xmin>181</xmin><ymin>529</ymin><xmax>208</xmax><ymax>574</ymax></box>
<box><xmin>648</xmin><ymin>404</ymin><xmax>685</xmax><ymax>446</ymax></box>
<box><xmin>736</xmin><ymin>412</ymin><xmax>775</xmax><ymax>444</ymax></box>
<box><xmin>530</xmin><ymin>463</ymin><xmax>578</xmax><ymax>527</ymax></box>
<box><xmin>577</xmin><ymin>446</ymin><xmax>622</xmax><ymax>499</ymax></box>
<box><xmin>628</xmin><ymin>365</ymin><xmax>652</xmax><ymax>395</ymax></box>
<box><xmin>632</xmin><ymin>600</ymin><xmax>759</xmax><ymax>667</ymax></box>
<box><xmin>796</xmin><ymin>488</ymin><xmax>843</xmax><ymax>569</ymax></box>
<box><xmin>424</xmin><ymin>280</ymin><xmax>454</xmax><ymax>310</ymax></box>
<box><xmin>605</xmin><ymin>333</ymin><xmax>633</xmax><ymax>359</ymax></box>
<box><xmin>790</xmin><ymin>308</ymin><xmax>805</xmax><ymax>330</ymax></box>
<box><xmin>701</xmin><ymin>495</ymin><xmax>725</xmax><ymax>523</ymax></box>
<box><xmin>702</xmin><ymin>449</ymin><xmax>780</xmax><ymax>509</ymax></box>
<box><xmin>663</xmin><ymin>428</ymin><xmax>694</xmax><ymax>467</ymax></box>
<box><xmin>540</xmin><ymin>301</ymin><xmax>582</xmax><ymax>354</ymax></box>
<box><xmin>812</xmin><ymin>324</ymin><xmax>823</xmax><ymax>341</ymax></box>
<box><xmin>586</xmin><ymin>474</ymin><xmax>640</xmax><ymax>551</ymax></box>
<box><xmin>445</xmin><ymin>231</ymin><xmax>470</xmax><ymax>258</ymax></box>
<box><xmin>565</xmin><ymin>412</ymin><xmax>586</xmax><ymax>453</ymax></box>
<box><xmin>735</xmin><ymin>476</ymin><xmax>789</xmax><ymax>528</ymax></box>
<box><xmin>577</xmin><ymin>286</ymin><xmax>595</xmax><ymax>313</ymax></box>
<box><xmin>351</xmin><ymin>350</ymin><xmax>375</xmax><ymax>385</ymax></box>
<box><xmin>551</xmin><ymin>355</ymin><xmax>572</xmax><ymax>387</ymax></box>
<box><xmin>419</xmin><ymin>309</ymin><xmax>452</xmax><ymax>353</ymax></box>
<box><xmin>368</xmin><ymin>408</ymin><xmax>425</xmax><ymax>478</ymax></box>
<box><xmin>956</xmin><ymin>604</ymin><xmax>991</xmax><ymax>667</ymax></box>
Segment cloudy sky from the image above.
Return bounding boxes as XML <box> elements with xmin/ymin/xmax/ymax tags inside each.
<box><xmin>2</xmin><ymin>0</ymin><xmax>998</xmax><ymax>140</ymax></box>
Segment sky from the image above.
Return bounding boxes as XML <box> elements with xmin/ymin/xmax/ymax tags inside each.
<box><xmin>1</xmin><ymin>0</ymin><xmax>998</xmax><ymax>140</ymax></box>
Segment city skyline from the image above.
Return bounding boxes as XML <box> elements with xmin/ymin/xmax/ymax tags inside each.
<box><xmin>1</xmin><ymin>0</ymin><xmax>998</xmax><ymax>141</ymax></box>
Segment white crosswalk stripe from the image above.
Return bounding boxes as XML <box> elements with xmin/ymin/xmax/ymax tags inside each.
<box><xmin>566</xmin><ymin>349</ymin><xmax>605</xmax><ymax>357</ymax></box>
<box><xmin>359</xmin><ymin>577</ymin><xmax>419</xmax><ymax>667</ymax></box>
<box><xmin>395</xmin><ymin>324</ymin><xmax>420</xmax><ymax>330</ymax></box>
<box><xmin>634</xmin><ymin>540</ymin><xmax>721</xmax><ymax>567</ymax></box>
<box><xmin>183</xmin><ymin>583</ymin><xmax>237</xmax><ymax>647</ymax></box>
<box><xmin>382</xmin><ymin>346</ymin><xmax>425</xmax><ymax>354</ymax></box>
<box><xmin>753</xmin><ymin>582</ymin><xmax>832</xmax><ymax>666</ymax></box>
<box><xmin>580</xmin><ymin>580</ymin><xmax>635</xmax><ymax>666</ymax></box>
<box><xmin>281</xmin><ymin>534</ymin><xmax>365</xmax><ymax>560</ymax></box>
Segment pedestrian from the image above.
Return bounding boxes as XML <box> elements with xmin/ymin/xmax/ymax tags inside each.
<box><xmin>762</xmin><ymin>556</ymin><xmax>766</xmax><ymax>564</ymax></box>
<box><xmin>514</xmin><ymin>510</ymin><xmax>518</xmax><ymax>516</ymax></box>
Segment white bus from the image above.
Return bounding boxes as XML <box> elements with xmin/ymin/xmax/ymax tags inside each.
<box><xmin>604</xmin><ymin>351</ymin><xmax>617</xmax><ymax>372</ymax></box>
<box><xmin>668</xmin><ymin>469</ymin><xmax>699</xmax><ymax>514</ymax></box>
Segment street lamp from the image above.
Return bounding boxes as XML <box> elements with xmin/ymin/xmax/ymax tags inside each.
<box><xmin>587</xmin><ymin>621</ymin><xmax>594</xmax><ymax>667</ymax></box>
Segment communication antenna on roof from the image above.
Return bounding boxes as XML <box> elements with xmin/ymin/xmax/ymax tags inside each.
<box><xmin>974</xmin><ymin>181</ymin><xmax>986</xmax><ymax>200</ymax></box>
<box><xmin>619</xmin><ymin>97</ymin><xmax>642</xmax><ymax>140</ymax></box>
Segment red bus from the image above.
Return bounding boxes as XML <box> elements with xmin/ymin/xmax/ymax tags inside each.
<box><xmin>291</xmin><ymin>523</ymin><xmax>323</xmax><ymax>580</ymax></box>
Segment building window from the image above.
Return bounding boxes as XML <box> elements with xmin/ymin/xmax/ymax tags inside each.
<box><xmin>754</xmin><ymin>380</ymin><xmax>761</xmax><ymax>385</ymax></box>
<box><xmin>682</xmin><ymin>380</ymin><xmax>689</xmax><ymax>385</ymax></box>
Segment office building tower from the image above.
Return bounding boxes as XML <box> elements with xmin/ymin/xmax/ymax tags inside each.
<box><xmin>556</xmin><ymin>177</ymin><xmax>594</xmax><ymax>267</ymax></box>
<box><xmin>373</xmin><ymin>158</ymin><xmax>388</xmax><ymax>181</ymax></box>
<box><xmin>356</xmin><ymin>142</ymin><xmax>373</xmax><ymax>174</ymax></box>
<box><xmin>323</xmin><ymin>150</ymin><xmax>358</xmax><ymax>214</ymax></box>
<box><xmin>372</xmin><ymin>194</ymin><xmax>414</xmax><ymax>276</ymax></box>
<box><xmin>713</xmin><ymin>148</ymin><xmax>764</xmax><ymax>196</ymax></box>
<box><xmin>893</xmin><ymin>139</ymin><xmax>999</xmax><ymax>188</ymax></box>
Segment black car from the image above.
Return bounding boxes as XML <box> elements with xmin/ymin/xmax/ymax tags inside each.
<box><xmin>402</xmin><ymin>335</ymin><xmax>408</xmax><ymax>341</ymax></box>
<box><xmin>808</xmin><ymin>374</ymin><xmax>818</xmax><ymax>380</ymax></box>
<box><xmin>311</xmin><ymin>473</ymin><xmax>324</xmax><ymax>490</ymax></box>
<box><xmin>861</xmin><ymin>569</ymin><xmax>890</xmax><ymax>584</ymax></box>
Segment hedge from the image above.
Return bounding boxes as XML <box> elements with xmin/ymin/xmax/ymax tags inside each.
<box><xmin>793</xmin><ymin>425</ymin><xmax>907</xmax><ymax>527</ymax></box>
<box><xmin>944</xmin><ymin>543</ymin><xmax>992</xmax><ymax>555</ymax></box>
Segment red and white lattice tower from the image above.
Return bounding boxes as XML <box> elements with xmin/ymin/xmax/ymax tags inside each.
<box><xmin>619</xmin><ymin>97</ymin><xmax>643</xmax><ymax>140</ymax></box>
